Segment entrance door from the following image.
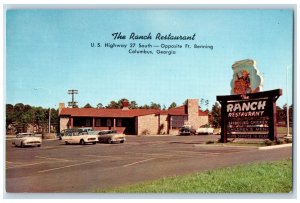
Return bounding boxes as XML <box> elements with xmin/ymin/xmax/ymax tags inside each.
<box><xmin>122</xmin><ymin>118</ymin><xmax>136</xmax><ymax>134</ymax></box>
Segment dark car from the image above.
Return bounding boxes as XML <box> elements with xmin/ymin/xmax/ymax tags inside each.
<box><xmin>179</xmin><ymin>126</ymin><xmax>196</xmax><ymax>135</ymax></box>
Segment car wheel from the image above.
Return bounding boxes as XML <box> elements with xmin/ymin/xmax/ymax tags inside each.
<box><xmin>107</xmin><ymin>138</ymin><xmax>112</xmax><ymax>144</ymax></box>
<box><xmin>120</xmin><ymin>140</ymin><xmax>125</xmax><ymax>143</ymax></box>
<box><xmin>37</xmin><ymin>145</ymin><xmax>41</xmax><ymax>147</ymax></box>
<box><xmin>80</xmin><ymin>139</ymin><xmax>85</xmax><ymax>145</ymax></box>
<box><xmin>21</xmin><ymin>142</ymin><xmax>25</xmax><ymax>148</ymax></box>
<box><xmin>65</xmin><ymin>141</ymin><xmax>69</xmax><ymax>145</ymax></box>
<box><xmin>93</xmin><ymin>142</ymin><xmax>96</xmax><ymax>145</ymax></box>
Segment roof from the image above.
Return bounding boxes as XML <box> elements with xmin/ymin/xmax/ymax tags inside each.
<box><xmin>59</xmin><ymin>105</ymin><xmax>208</xmax><ymax>117</ymax></box>
<box><xmin>60</xmin><ymin>108</ymin><xmax>161</xmax><ymax>118</ymax></box>
<box><xmin>167</xmin><ymin>106</ymin><xmax>187</xmax><ymax>116</ymax></box>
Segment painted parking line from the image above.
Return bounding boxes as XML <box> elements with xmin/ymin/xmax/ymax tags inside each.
<box><xmin>125</xmin><ymin>151</ymin><xmax>220</xmax><ymax>159</ymax></box>
<box><xmin>125</xmin><ymin>152</ymin><xmax>179</xmax><ymax>158</ymax></box>
<box><xmin>167</xmin><ymin>150</ymin><xmax>224</xmax><ymax>156</ymax></box>
<box><xmin>83</xmin><ymin>154</ymin><xmax>137</xmax><ymax>160</ymax></box>
<box><xmin>123</xmin><ymin>158</ymin><xmax>156</xmax><ymax>167</ymax></box>
<box><xmin>38</xmin><ymin>159</ymin><xmax>102</xmax><ymax>173</ymax></box>
<box><xmin>35</xmin><ymin>156</ymin><xmax>74</xmax><ymax>162</ymax></box>
<box><xmin>6</xmin><ymin>162</ymin><xmax>46</xmax><ymax>169</ymax></box>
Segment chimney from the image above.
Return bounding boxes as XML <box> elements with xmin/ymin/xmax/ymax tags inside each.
<box><xmin>186</xmin><ymin>99</ymin><xmax>200</xmax><ymax>128</ymax></box>
<box><xmin>59</xmin><ymin>103</ymin><xmax>65</xmax><ymax>114</ymax></box>
<box><xmin>121</xmin><ymin>99</ymin><xmax>129</xmax><ymax>110</ymax></box>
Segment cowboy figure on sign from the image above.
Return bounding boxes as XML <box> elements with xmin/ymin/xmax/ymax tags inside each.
<box><xmin>234</xmin><ymin>70</ymin><xmax>252</xmax><ymax>95</ymax></box>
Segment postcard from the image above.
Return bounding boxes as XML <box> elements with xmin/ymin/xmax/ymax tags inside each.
<box><xmin>5</xmin><ymin>7</ymin><xmax>294</xmax><ymax>197</ymax></box>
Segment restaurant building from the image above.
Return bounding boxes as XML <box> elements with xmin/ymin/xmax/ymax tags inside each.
<box><xmin>59</xmin><ymin>99</ymin><xmax>208</xmax><ymax>135</ymax></box>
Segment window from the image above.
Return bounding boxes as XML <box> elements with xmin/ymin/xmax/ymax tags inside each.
<box><xmin>171</xmin><ymin>116</ymin><xmax>188</xmax><ymax>129</ymax></box>
<box><xmin>107</xmin><ymin>119</ymin><xmax>112</xmax><ymax>127</ymax></box>
<box><xmin>117</xmin><ymin>119</ymin><xmax>122</xmax><ymax>127</ymax></box>
<box><xmin>95</xmin><ymin>118</ymin><xmax>101</xmax><ymax>127</ymax></box>
<box><xmin>86</xmin><ymin>119</ymin><xmax>91</xmax><ymax>127</ymax></box>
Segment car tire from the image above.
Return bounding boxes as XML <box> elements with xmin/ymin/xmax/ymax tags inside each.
<box><xmin>20</xmin><ymin>142</ymin><xmax>24</xmax><ymax>148</ymax></box>
<box><xmin>120</xmin><ymin>140</ymin><xmax>125</xmax><ymax>143</ymax></box>
<box><xmin>93</xmin><ymin>142</ymin><xmax>96</xmax><ymax>145</ymax></box>
<box><xmin>107</xmin><ymin>138</ymin><xmax>112</xmax><ymax>144</ymax></box>
<box><xmin>80</xmin><ymin>139</ymin><xmax>85</xmax><ymax>145</ymax></box>
<box><xmin>37</xmin><ymin>145</ymin><xmax>41</xmax><ymax>147</ymax></box>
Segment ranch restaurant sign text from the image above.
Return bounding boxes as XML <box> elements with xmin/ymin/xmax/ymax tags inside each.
<box><xmin>227</xmin><ymin>100</ymin><xmax>268</xmax><ymax>118</ymax></box>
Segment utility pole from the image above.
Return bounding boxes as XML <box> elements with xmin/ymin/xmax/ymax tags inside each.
<box><xmin>68</xmin><ymin>89</ymin><xmax>78</xmax><ymax>108</ymax></box>
<box><xmin>48</xmin><ymin>108</ymin><xmax>51</xmax><ymax>133</ymax></box>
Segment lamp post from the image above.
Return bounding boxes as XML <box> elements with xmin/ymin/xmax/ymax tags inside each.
<box><xmin>34</xmin><ymin>87</ymin><xmax>52</xmax><ymax>133</ymax></box>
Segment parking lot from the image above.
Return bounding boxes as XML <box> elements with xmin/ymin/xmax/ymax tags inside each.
<box><xmin>6</xmin><ymin>135</ymin><xmax>292</xmax><ymax>193</ymax></box>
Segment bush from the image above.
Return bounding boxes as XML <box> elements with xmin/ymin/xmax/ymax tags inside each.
<box><xmin>206</xmin><ymin>140</ymin><xmax>215</xmax><ymax>144</ymax></box>
<box><xmin>141</xmin><ymin>129</ymin><xmax>150</xmax><ymax>135</ymax></box>
<box><xmin>284</xmin><ymin>138</ymin><xmax>293</xmax><ymax>143</ymax></box>
<box><xmin>217</xmin><ymin>138</ymin><xmax>231</xmax><ymax>143</ymax></box>
<box><xmin>275</xmin><ymin>139</ymin><xmax>284</xmax><ymax>145</ymax></box>
<box><xmin>264</xmin><ymin>139</ymin><xmax>274</xmax><ymax>146</ymax></box>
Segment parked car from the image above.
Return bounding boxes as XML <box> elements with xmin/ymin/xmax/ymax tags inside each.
<box><xmin>196</xmin><ymin>124</ymin><xmax>214</xmax><ymax>135</ymax></box>
<box><xmin>12</xmin><ymin>133</ymin><xmax>42</xmax><ymax>148</ymax></box>
<box><xmin>179</xmin><ymin>125</ymin><xmax>196</xmax><ymax>135</ymax></box>
<box><xmin>62</xmin><ymin>131</ymin><xmax>98</xmax><ymax>145</ymax></box>
<box><xmin>58</xmin><ymin>128</ymin><xmax>77</xmax><ymax>140</ymax></box>
<box><xmin>98</xmin><ymin>130</ymin><xmax>126</xmax><ymax>144</ymax></box>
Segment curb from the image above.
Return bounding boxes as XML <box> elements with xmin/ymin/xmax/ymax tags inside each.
<box><xmin>258</xmin><ymin>143</ymin><xmax>293</xmax><ymax>150</ymax></box>
<box><xmin>194</xmin><ymin>144</ymin><xmax>258</xmax><ymax>148</ymax></box>
<box><xmin>194</xmin><ymin>143</ymin><xmax>293</xmax><ymax>150</ymax></box>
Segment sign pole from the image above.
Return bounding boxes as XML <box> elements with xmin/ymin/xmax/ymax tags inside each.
<box><xmin>220</xmin><ymin>101</ymin><xmax>227</xmax><ymax>143</ymax></box>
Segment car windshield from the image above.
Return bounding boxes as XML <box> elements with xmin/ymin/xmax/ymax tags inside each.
<box><xmin>99</xmin><ymin>130</ymin><xmax>117</xmax><ymax>135</ymax></box>
<box><xmin>17</xmin><ymin>133</ymin><xmax>34</xmax><ymax>138</ymax></box>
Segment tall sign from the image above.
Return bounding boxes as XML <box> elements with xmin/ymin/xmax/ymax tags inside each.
<box><xmin>217</xmin><ymin>59</ymin><xmax>281</xmax><ymax>143</ymax></box>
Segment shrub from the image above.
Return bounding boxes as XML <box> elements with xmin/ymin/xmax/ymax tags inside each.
<box><xmin>217</xmin><ymin>138</ymin><xmax>230</xmax><ymax>143</ymax></box>
<box><xmin>284</xmin><ymin>138</ymin><xmax>293</xmax><ymax>143</ymax></box>
<box><xmin>264</xmin><ymin>139</ymin><xmax>274</xmax><ymax>146</ymax></box>
<box><xmin>141</xmin><ymin>129</ymin><xmax>150</xmax><ymax>135</ymax></box>
<box><xmin>275</xmin><ymin>139</ymin><xmax>284</xmax><ymax>145</ymax></box>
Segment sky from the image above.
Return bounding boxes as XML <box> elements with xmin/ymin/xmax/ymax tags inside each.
<box><xmin>5</xmin><ymin>9</ymin><xmax>294</xmax><ymax>110</ymax></box>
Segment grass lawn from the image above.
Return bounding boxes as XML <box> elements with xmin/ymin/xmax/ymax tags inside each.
<box><xmin>96</xmin><ymin>159</ymin><xmax>292</xmax><ymax>193</ymax></box>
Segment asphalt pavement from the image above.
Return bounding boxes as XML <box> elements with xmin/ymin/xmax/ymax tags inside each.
<box><xmin>5</xmin><ymin>134</ymin><xmax>292</xmax><ymax>193</ymax></box>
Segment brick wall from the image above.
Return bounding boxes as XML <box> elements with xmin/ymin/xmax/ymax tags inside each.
<box><xmin>187</xmin><ymin>99</ymin><xmax>200</xmax><ymax>128</ymax></box>
<box><xmin>186</xmin><ymin>99</ymin><xmax>209</xmax><ymax>129</ymax></box>
<box><xmin>159</xmin><ymin>115</ymin><xmax>169</xmax><ymax>134</ymax></box>
<box><xmin>60</xmin><ymin>117</ymin><xmax>70</xmax><ymax>131</ymax></box>
<box><xmin>137</xmin><ymin>114</ymin><xmax>159</xmax><ymax>135</ymax></box>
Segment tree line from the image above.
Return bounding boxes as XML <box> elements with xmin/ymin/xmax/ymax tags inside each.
<box><xmin>83</xmin><ymin>98</ymin><xmax>178</xmax><ymax>110</ymax></box>
<box><xmin>6</xmin><ymin>103</ymin><xmax>59</xmax><ymax>134</ymax></box>
<box><xmin>6</xmin><ymin>100</ymin><xmax>292</xmax><ymax>134</ymax></box>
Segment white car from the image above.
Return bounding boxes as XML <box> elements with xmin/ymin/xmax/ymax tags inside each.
<box><xmin>12</xmin><ymin>133</ymin><xmax>42</xmax><ymax>147</ymax></box>
<box><xmin>62</xmin><ymin>131</ymin><xmax>98</xmax><ymax>145</ymax></box>
<box><xmin>196</xmin><ymin>124</ymin><xmax>214</xmax><ymax>135</ymax></box>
